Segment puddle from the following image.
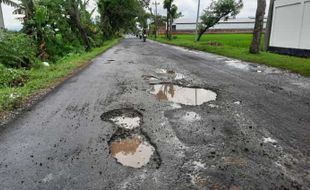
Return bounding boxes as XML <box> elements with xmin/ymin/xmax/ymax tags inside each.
<box><xmin>110</xmin><ymin>135</ymin><xmax>155</xmax><ymax>168</ymax></box>
<box><xmin>234</xmin><ymin>101</ymin><xmax>241</xmax><ymax>105</ymax></box>
<box><xmin>149</xmin><ymin>84</ymin><xmax>217</xmax><ymax>106</ymax></box>
<box><xmin>155</xmin><ymin>69</ymin><xmax>185</xmax><ymax>80</ymax></box>
<box><xmin>101</xmin><ymin>109</ymin><xmax>142</xmax><ymax>129</ymax></box>
<box><xmin>225</xmin><ymin>60</ymin><xmax>249</xmax><ymax>70</ymax></box>
<box><xmin>263</xmin><ymin>137</ymin><xmax>277</xmax><ymax>144</ymax></box>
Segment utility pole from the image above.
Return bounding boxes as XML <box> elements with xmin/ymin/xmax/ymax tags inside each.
<box><xmin>152</xmin><ymin>1</ymin><xmax>160</xmax><ymax>38</ymax></box>
<box><xmin>195</xmin><ymin>0</ymin><xmax>201</xmax><ymax>41</ymax></box>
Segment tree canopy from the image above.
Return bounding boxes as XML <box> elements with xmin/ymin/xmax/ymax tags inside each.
<box><xmin>197</xmin><ymin>0</ymin><xmax>243</xmax><ymax>41</ymax></box>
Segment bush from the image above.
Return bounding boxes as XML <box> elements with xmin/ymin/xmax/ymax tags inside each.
<box><xmin>0</xmin><ymin>64</ymin><xmax>29</xmax><ymax>88</ymax></box>
<box><xmin>0</xmin><ymin>30</ymin><xmax>38</xmax><ymax>68</ymax></box>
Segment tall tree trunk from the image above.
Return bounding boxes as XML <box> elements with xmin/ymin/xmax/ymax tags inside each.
<box><xmin>250</xmin><ymin>0</ymin><xmax>266</xmax><ymax>54</ymax></box>
<box><xmin>197</xmin><ymin>27</ymin><xmax>208</xmax><ymax>41</ymax></box>
<box><xmin>76</xmin><ymin>19</ymin><xmax>91</xmax><ymax>51</ymax></box>
<box><xmin>166</xmin><ymin>12</ymin><xmax>169</xmax><ymax>39</ymax></box>
<box><xmin>264</xmin><ymin>0</ymin><xmax>275</xmax><ymax>51</ymax></box>
<box><xmin>0</xmin><ymin>3</ymin><xmax>5</xmax><ymax>29</ymax></box>
<box><xmin>169</xmin><ymin>18</ymin><xmax>173</xmax><ymax>40</ymax></box>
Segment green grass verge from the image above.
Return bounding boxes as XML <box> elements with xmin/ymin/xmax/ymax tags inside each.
<box><xmin>151</xmin><ymin>34</ymin><xmax>310</xmax><ymax>76</ymax></box>
<box><xmin>0</xmin><ymin>38</ymin><xmax>120</xmax><ymax>118</ymax></box>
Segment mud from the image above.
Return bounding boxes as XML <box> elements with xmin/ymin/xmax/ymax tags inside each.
<box><xmin>108</xmin><ymin>128</ymin><xmax>161</xmax><ymax>169</ymax></box>
<box><xmin>110</xmin><ymin>134</ymin><xmax>155</xmax><ymax>168</ymax></box>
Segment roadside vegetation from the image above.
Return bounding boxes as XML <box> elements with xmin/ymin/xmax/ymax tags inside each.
<box><xmin>151</xmin><ymin>34</ymin><xmax>310</xmax><ymax>76</ymax></box>
<box><xmin>0</xmin><ymin>38</ymin><xmax>120</xmax><ymax>117</ymax></box>
<box><xmin>0</xmin><ymin>0</ymin><xmax>150</xmax><ymax>118</ymax></box>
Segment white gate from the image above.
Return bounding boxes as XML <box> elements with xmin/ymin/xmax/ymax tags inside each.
<box><xmin>270</xmin><ymin>0</ymin><xmax>310</xmax><ymax>50</ymax></box>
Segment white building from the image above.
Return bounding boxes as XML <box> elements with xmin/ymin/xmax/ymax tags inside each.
<box><xmin>173</xmin><ymin>17</ymin><xmax>267</xmax><ymax>33</ymax></box>
<box><xmin>268</xmin><ymin>0</ymin><xmax>310</xmax><ymax>56</ymax></box>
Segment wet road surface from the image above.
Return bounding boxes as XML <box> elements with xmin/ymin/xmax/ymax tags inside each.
<box><xmin>1</xmin><ymin>38</ymin><xmax>310</xmax><ymax>190</ymax></box>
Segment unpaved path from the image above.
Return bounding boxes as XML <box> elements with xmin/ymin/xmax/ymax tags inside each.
<box><xmin>1</xmin><ymin>38</ymin><xmax>310</xmax><ymax>190</ymax></box>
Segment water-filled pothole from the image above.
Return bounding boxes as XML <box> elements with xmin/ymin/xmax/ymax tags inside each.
<box><xmin>110</xmin><ymin>134</ymin><xmax>155</xmax><ymax>168</ymax></box>
<box><xmin>101</xmin><ymin>109</ymin><xmax>143</xmax><ymax>129</ymax></box>
<box><xmin>149</xmin><ymin>84</ymin><xmax>217</xmax><ymax>106</ymax></box>
<box><xmin>155</xmin><ymin>69</ymin><xmax>185</xmax><ymax>80</ymax></box>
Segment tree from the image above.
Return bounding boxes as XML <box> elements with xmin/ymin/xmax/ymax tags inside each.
<box><xmin>249</xmin><ymin>0</ymin><xmax>266</xmax><ymax>54</ymax></box>
<box><xmin>197</xmin><ymin>0</ymin><xmax>243</xmax><ymax>41</ymax></box>
<box><xmin>98</xmin><ymin>0</ymin><xmax>145</xmax><ymax>39</ymax></box>
<box><xmin>0</xmin><ymin>0</ymin><xmax>19</xmax><ymax>28</ymax></box>
<box><xmin>163</xmin><ymin>0</ymin><xmax>181</xmax><ymax>40</ymax></box>
<box><xmin>65</xmin><ymin>0</ymin><xmax>91</xmax><ymax>51</ymax></box>
<box><xmin>264</xmin><ymin>0</ymin><xmax>275</xmax><ymax>51</ymax></box>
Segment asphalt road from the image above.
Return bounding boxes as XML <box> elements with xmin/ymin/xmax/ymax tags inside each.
<box><xmin>1</xmin><ymin>37</ymin><xmax>310</xmax><ymax>190</ymax></box>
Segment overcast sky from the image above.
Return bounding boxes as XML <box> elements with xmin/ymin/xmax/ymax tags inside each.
<box><xmin>2</xmin><ymin>0</ymin><xmax>270</xmax><ymax>30</ymax></box>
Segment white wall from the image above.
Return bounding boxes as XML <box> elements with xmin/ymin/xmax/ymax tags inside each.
<box><xmin>270</xmin><ymin>0</ymin><xmax>310</xmax><ymax>50</ymax></box>
<box><xmin>176</xmin><ymin>23</ymin><xmax>267</xmax><ymax>30</ymax></box>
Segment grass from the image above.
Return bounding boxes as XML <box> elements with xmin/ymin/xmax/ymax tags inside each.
<box><xmin>0</xmin><ymin>38</ymin><xmax>120</xmax><ymax>118</ymax></box>
<box><xmin>151</xmin><ymin>34</ymin><xmax>310</xmax><ymax>76</ymax></box>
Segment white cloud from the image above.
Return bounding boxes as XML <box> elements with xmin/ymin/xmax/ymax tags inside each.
<box><xmin>2</xmin><ymin>0</ymin><xmax>270</xmax><ymax>30</ymax></box>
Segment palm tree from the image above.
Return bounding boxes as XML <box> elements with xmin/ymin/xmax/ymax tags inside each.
<box><xmin>0</xmin><ymin>0</ymin><xmax>19</xmax><ymax>28</ymax></box>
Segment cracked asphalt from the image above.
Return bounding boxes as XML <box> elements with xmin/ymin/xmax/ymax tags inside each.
<box><xmin>0</xmin><ymin>37</ymin><xmax>310</xmax><ymax>190</ymax></box>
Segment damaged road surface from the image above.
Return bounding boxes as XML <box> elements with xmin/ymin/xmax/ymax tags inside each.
<box><xmin>1</xmin><ymin>38</ymin><xmax>310</xmax><ymax>190</ymax></box>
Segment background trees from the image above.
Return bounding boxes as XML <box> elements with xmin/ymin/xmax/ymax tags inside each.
<box><xmin>98</xmin><ymin>0</ymin><xmax>147</xmax><ymax>40</ymax></box>
<box><xmin>163</xmin><ymin>0</ymin><xmax>181</xmax><ymax>40</ymax></box>
<box><xmin>197</xmin><ymin>0</ymin><xmax>243</xmax><ymax>41</ymax></box>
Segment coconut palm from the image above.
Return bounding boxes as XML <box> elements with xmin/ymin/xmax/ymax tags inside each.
<box><xmin>0</xmin><ymin>0</ymin><xmax>19</xmax><ymax>28</ymax></box>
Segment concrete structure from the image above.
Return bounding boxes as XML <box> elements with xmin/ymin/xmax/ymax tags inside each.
<box><xmin>172</xmin><ymin>17</ymin><xmax>267</xmax><ymax>34</ymax></box>
<box><xmin>268</xmin><ymin>0</ymin><xmax>310</xmax><ymax>57</ymax></box>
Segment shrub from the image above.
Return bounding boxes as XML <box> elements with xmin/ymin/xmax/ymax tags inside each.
<box><xmin>0</xmin><ymin>30</ymin><xmax>38</xmax><ymax>68</ymax></box>
<box><xmin>0</xmin><ymin>64</ymin><xmax>29</xmax><ymax>88</ymax></box>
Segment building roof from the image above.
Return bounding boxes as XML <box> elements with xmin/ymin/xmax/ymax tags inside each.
<box><xmin>174</xmin><ymin>17</ymin><xmax>267</xmax><ymax>24</ymax></box>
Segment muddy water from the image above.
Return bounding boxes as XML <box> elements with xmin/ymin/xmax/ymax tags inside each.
<box><xmin>149</xmin><ymin>84</ymin><xmax>217</xmax><ymax>106</ymax></box>
<box><xmin>110</xmin><ymin>135</ymin><xmax>155</xmax><ymax>168</ymax></box>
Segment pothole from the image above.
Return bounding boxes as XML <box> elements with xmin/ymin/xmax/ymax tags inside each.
<box><xmin>155</xmin><ymin>69</ymin><xmax>185</xmax><ymax>80</ymax></box>
<box><xmin>149</xmin><ymin>84</ymin><xmax>217</xmax><ymax>106</ymax></box>
<box><xmin>101</xmin><ymin>109</ymin><xmax>143</xmax><ymax>129</ymax></box>
<box><xmin>109</xmin><ymin>134</ymin><xmax>155</xmax><ymax>168</ymax></box>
